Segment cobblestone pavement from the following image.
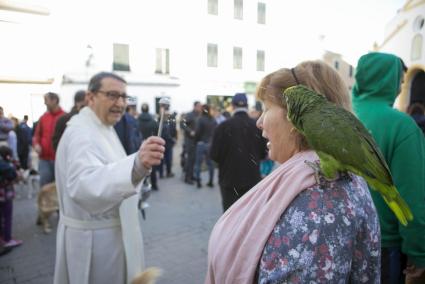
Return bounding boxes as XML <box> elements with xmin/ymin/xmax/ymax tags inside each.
<box><xmin>0</xmin><ymin>168</ymin><xmax>223</xmax><ymax>284</ymax></box>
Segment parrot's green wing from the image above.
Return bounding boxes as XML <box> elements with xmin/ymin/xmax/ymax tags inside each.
<box><xmin>301</xmin><ymin>103</ymin><xmax>413</xmax><ymax>225</ymax></box>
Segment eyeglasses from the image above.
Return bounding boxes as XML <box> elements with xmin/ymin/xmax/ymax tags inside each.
<box><xmin>97</xmin><ymin>90</ymin><xmax>133</xmax><ymax>102</ymax></box>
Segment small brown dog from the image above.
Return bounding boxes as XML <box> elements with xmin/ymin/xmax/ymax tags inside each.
<box><xmin>132</xmin><ymin>267</ymin><xmax>162</xmax><ymax>284</ymax></box>
<box><xmin>36</xmin><ymin>182</ymin><xmax>59</xmax><ymax>233</ymax></box>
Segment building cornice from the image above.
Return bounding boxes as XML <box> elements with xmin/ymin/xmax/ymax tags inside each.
<box><xmin>376</xmin><ymin>19</ymin><xmax>408</xmax><ymax>50</ymax></box>
<box><xmin>0</xmin><ymin>76</ymin><xmax>54</xmax><ymax>84</ymax></box>
<box><xmin>402</xmin><ymin>0</ymin><xmax>425</xmax><ymax>12</ymax></box>
<box><xmin>0</xmin><ymin>0</ymin><xmax>49</xmax><ymax>15</ymax></box>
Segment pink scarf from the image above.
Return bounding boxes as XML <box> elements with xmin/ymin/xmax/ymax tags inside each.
<box><xmin>205</xmin><ymin>151</ymin><xmax>318</xmax><ymax>284</ymax></box>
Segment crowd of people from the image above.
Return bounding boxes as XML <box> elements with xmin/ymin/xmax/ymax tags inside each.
<box><xmin>0</xmin><ymin>106</ymin><xmax>33</xmax><ymax>253</ymax></box>
<box><xmin>0</xmin><ymin>51</ymin><xmax>424</xmax><ymax>283</ymax></box>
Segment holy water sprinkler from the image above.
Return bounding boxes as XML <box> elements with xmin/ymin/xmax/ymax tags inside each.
<box><xmin>157</xmin><ymin>97</ymin><xmax>171</xmax><ymax>137</ymax></box>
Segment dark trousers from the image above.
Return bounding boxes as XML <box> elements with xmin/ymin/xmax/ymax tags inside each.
<box><xmin>150</xmin><ymin>166</ymin><xmax>158</xmax><ymax>187</ymax></box>
<box><xmin>159</xmin><ymin>145</ymin><xmax>173</xmax><ymax>177</ymax></box>
<box><xmin>0</xmin><ymin>200</ymin><xmax>13</xmax><ymax>242</ymax></box>
<box><xmin>184</xmin><ymin>140</ymin><xmax>196</xmax><ymax>181</ymax></box>
<box><xmin>18</xmin><ymin>152</ymin><xmax>29</xmax><ymax>170</ymax></box>
<box><xmin>381</xmin><ymin>247</ymin><xmax>407</xmax><ymax>284</ymax></box>
<box><xmin>220</xmin><ymin>185</ymin><xmax>252</xmax><ymax>212</ymax></box>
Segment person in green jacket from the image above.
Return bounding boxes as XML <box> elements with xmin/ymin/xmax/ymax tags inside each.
<box><xmin>352</xmin><ymin>52</ymin><xmax>425</xmax><ymax>284</ymax></box>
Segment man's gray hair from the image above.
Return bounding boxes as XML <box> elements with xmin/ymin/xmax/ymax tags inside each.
<box><xmin>88</xmin><ymin>72</ymin><xmax>127</xmax><ymax>93</ymax></box>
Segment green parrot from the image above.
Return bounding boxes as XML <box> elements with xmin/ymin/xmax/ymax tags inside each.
<box><xmin>282</xmin><ymin>85</ymin><xmax>413</xmax><ymax>226</ymax></box>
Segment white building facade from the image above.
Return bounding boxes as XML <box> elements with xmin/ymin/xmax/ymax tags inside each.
<box><xmin>322</xmin><ymin>51</ymin><xmax>355</xmax><ymax>91</ymax></box>
<box><xmin>63</xmin><ymin>0</ymin><xmax>277</xmax><ymax>114</ymax></box>
<box><xmin>4</xmin><ymin>0</ymin><xmax>363</xmax><ymax>121</ymax></box>
<box><xmin>377</xmin><ymin>0</ymin><xmax>425</xmax><ymax>111</ymax></box>
<box><xmin>2</xmin><ymin>0</ymin><xmax>295</xmax><ymax>121</ymax></box>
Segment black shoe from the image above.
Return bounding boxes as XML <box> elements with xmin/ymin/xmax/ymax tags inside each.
<box><xmin>166</xmin><ymin>172</ymin><xmax>175</xmax><ymax>178</ymax></box>
<box><xmin>207</xmin><ymin>181</ymin><xmax>214</xmax><ymax>188</ymax></box>
<box><xmin>184</xmin><ymin>177</ymin><xmax>194</xmax><ymax>185</ymax></box>
<box><xmin>197</xmin><ymin>180</ymin><xmax>202</xmax><ymax>188</ymax></box>
<box><xmin>0</xmin><ymin>245</ymin><xmax>12</xmax><ymax>256</ymax></box>
<box><xmin>152</xmin><ymin>185</ymin><xmax>159</xmax><ymax>191</ymax></box>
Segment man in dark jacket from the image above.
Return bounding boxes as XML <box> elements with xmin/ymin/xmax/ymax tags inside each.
<box><xmin>158</xmin><ymin>110</ymin><xmax>177</xmax><ymax>178</ymax></box>
<box><xmin>138</xmin><ymin>103</ymin><xmax>158</xmax><ymax>139</ymax></box>
<box><xmin>16</xmin><ymin>115</ymin><xmax>32</xmax><ymax>169</ymax></box>
<box><xmin>182</xmin><ymin>101</ymin><xmax>202</xmax><ymax>184</ymax></box>
<box><xmin>137</xmin><ymin>103</ymin><xmax>159</xmax><ymax>190</ymax></box>
<box><xmin>210</xmin><ymin>93</ymin><xmax>267</xmax><ymax>211</ymax></box>
<box><xmin>52</xmin><ymin>90</ymin><xmax>86</xmax><ymax>151</ymax></box>
<box><xmin>115</xmin><ymin>105</ymin><xmax>141</xmax><ymax>155</ymax></box>
<box><xmin>194</xmin><ymin>104</ymin><xmax>217</xmax><ymax>188</ymax></box>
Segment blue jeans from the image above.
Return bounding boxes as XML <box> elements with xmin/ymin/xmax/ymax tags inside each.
<box><xmin>194</xmin><ymin>142</ymin><xmax>214</xmax><ymax>183</ymax></box>
<box><xmin>38</xmin><ymin>159</ymin><xmax>55</xmax><ymax>187</ymax></box>
<box><xmin>381</xmin><ymin>247</ymin><xmax>407</xmax><ymax>284</ymax></box>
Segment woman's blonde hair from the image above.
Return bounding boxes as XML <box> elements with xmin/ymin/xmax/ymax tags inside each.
<box><xmin>256</xmin><ymin>60</ymin><xmax>352</xmax><ymax>151</ymax></box>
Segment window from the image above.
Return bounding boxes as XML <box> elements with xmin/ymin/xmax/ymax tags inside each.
<box><xmin>208</xmin><ymin>0</ymin><xmax>218</xmax><ymax>15</ymax></box>
<box><xmin>334</xmin><ymin>60</ymin><xmax>339</xmax><ymax>70</ymax></box>
<box><xmin>207</xmin><ymin>43</ymin><xmax>218</xmax><ymax>67</ymax></box>
<box><xmin>257</xmin><ymin>50</ymin><xmax>265</xmax><ymax>71</ymax></box>
<box><xmin>411</xmin><ymin>34</ymin><xmax>423</xmax><ymax>61</ymax></box>
<box><xmin>413</xmin><ymin>16</ymin><xmax>425</xmax><ymax>32</ymax></box>
<box><xmin>155</xmin><ymin>48</ymin><xmax>170</xmax><ymax>74</ymax></box>
<box><xmin>234</xmin><ymin>0</ymin><xmax>243</xmax><ymax>20</ymax></box>
<box><xmin>233</xmin><ymin>47</ymin><xmax>242</xmax><ymax>69</ymax></box>
<box><xmin>257</xmin><ymin>2</ymin><xmax>266</xmax><ymax>24</ymax></box>
<box><xmin>349</xmin><ymin>65</ymin><xmax>353</xmax><ymax>77</ymax></box>
<box><xmin>113</xmin><ymin>43</ymin><xmax>130</xmax><ymax>71</ymax></box>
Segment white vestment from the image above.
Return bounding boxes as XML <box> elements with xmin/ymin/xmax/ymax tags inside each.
<box><xmin>54</xmin><ymin>107</ymin><xmax>145</xmax><ymax>284</ymax></box>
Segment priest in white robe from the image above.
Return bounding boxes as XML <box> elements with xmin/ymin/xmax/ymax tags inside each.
<box><xmin>54</xmin><ymin>72</ymin><xmax>165</xmax><ymax>284</ymax></box>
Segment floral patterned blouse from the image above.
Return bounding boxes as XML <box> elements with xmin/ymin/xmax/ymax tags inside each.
<box><xmin>257</xmin><ymin>174</ymin><xmax>380</xmax><ymax>283</ymax></box>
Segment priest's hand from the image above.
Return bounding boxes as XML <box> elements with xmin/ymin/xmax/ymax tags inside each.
<box><xmin>138</xmin><ymin>136</ymin><xmax>165</xmax><ymax>170</ymax></box>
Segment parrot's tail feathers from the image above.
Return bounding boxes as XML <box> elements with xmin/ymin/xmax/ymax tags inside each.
<box><xmin>381</xmin><ymin>186</ymin><xmax>414</xmax><ymax>226</ymax></box>
<box><xmin>366</xmin><ymin>178</ymin><xmax>414</xmax><ymax>226</ymax></box>
<box><xmin>131</xmin><ymin>267</ymin><xmax>162</xmax><ymax>284</ymax></box>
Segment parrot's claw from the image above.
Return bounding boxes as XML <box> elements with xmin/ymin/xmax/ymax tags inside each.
<box><xmin>305</xmin><ymin>160</ymin><xmax>321</xmax><ymax>172</ymax></box>
<box><xmin>304</xmin><ymin>160</ymin><xmax>323</xmax><ymax>185</ymax></box>
<box><xmin>305</xmin><ymin>160</ymin><xmax>341</xmax><ymax>186</ymax></box>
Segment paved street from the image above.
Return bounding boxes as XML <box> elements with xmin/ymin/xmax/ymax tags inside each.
<box><xmin>0</xmin><ymin>166</ymin><xmax>223</xmax><ymax>284</ymax></box>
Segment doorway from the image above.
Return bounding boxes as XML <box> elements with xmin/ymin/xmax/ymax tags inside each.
<box><xmin>410</xmin><ymin>70</ymin><xmax>425</xmax><ymax>105</ymax></box>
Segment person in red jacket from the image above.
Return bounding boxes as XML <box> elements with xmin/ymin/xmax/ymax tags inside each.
<box><xmin>33</xmin><ymin>92</ymin><xmax>65</xmax><ymax>187</ymax></box>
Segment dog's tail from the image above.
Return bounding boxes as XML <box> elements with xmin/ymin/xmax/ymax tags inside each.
<box><xmin>131</xmin><ymin>267</ymin><xmax>162</xmax><ymax>284</ymax></box>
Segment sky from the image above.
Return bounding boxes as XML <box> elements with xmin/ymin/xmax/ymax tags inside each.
<box><xmin>0</xmin><ymin>0</ymin><xmax>407</xmax><ymax>75</ymax></box>
<box><xmin>0</xmin><ymin>0</ymin><xmax>410</xmax><ymax>119</ymax></box>
<box><xmin>271</xmin><ymin>0</ymin><xmax>406</xmax><ymax>65</ymax></box>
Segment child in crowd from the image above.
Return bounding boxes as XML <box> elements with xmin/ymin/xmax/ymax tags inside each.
<box><xmin>0</xmin><ymin>145</ymin><xmax>22</xmax><ymax>250</ymax></box>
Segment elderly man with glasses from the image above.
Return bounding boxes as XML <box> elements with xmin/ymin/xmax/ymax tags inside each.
<box><xmin>54</xmin><ymin>72</ymin><xmax>165</xmax><ymax>284</ymax></box>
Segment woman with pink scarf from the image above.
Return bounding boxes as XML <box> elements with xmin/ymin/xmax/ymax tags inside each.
<box><xmin>205</xmin><ymin>61</ymin><xmax>380</xmax><ymax>284</ymax></box>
